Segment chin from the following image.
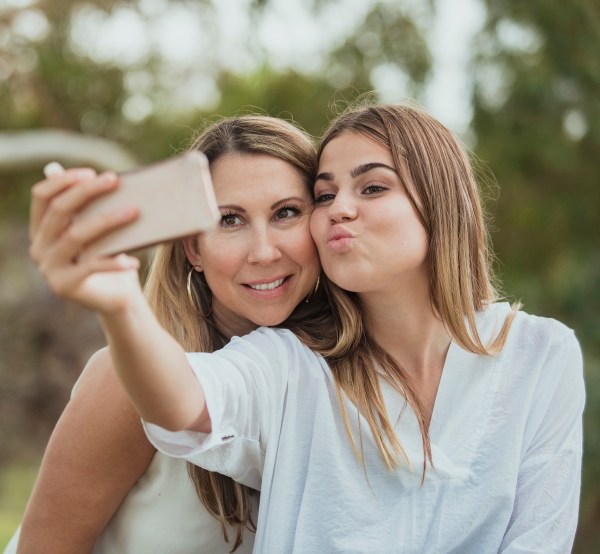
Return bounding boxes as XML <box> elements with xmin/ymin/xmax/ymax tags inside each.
<box><xmin>324</xmin><ymin>273</ymin><xmax>360</xmax><ymax>292</ymax></box>
<box><xmin>253</xmin><ymin>312</ymin><xmax>290</xmax><ymax>328</ymax></box>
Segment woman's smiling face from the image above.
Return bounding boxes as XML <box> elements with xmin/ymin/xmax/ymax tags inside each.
<box><xmin>185</xmin><ymin>152</ymin><xmax>320</xmax><ymax>336</ymax></box>
<box><xmin>310</xmin><ymin>131</ymin><xmax>429</xmax><ymax>295</ymax></box>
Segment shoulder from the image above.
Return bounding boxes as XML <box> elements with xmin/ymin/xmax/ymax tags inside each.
<box><xmin>70</xmin><ymin>347</ymin><xmax>148</xmax><ymax>424</ymax></box>
<box><xmin>71</xmin><ymin>346</ymin><xmax>115</xmax><ymax>397</ymax></box>
<box><xmin>482</xmin><ymin>302</ymin><xmax>578</xmax><ymax>355</ymax></box>
<box><xmin>81</xmin><ymin>345</ymin><xmax>113</xmax><ymax>373</ymax></box>
<box><xmin>484</xmin><ymin>303</ymin><xmax>583</xmax><ymax>393</ymax></box>
<box><xmin>513</xmin><ymin>307</ymin><xmax>578</xmax><ymax>360</ymax></box>
<box><xmin>211</xmin><ymin>327</ymin><xmax>323</xmax><ymax>382</ymax></box>
<box><xmin>226</xmin><ymin>327</ymin><xmax>311</xmax><ymax>359</ymax></box>
<box><xmin>188</xmin><ymin>327</ymin><xmax>314</xmax><ymax>375</ymax></box>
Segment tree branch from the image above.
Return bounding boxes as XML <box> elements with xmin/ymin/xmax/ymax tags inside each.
<box><xmin>0</xmin><ymin>129</ymin><xmax>139</xmax><ymax>172</ymax></box>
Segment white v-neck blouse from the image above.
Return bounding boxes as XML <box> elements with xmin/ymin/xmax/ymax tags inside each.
<box><xmin>146</xmin><ymin>303</ymin><xmax>584</xmax><ymax>553</ymax></box>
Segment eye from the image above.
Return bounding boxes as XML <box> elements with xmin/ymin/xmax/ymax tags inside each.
<box><xmin>363</xmin><ymin>184</ymin><xmax>387</xmax><ymax>195</ymax></box>
<box><xmin>220</xmin><ymin>212</ymin><xmax>243</xmax><ymax>228</ymax></box>
<box><xmin>314</xmin><ymin>192</ymin><xmax>335</xmax><ymax>204</ymax></box>
<box><xmin>274</xmin><ymin>205</ymin><xmax>302</xmax><ymax>220</ymax></box>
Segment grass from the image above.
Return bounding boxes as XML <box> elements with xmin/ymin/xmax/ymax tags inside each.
<box><xmin>0</xmin><ymin>461</ymin><xmax>39</xmax><ymax>551</ymax></box>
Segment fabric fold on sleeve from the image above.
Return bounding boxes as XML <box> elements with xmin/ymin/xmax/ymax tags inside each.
<box><xmin>143</xmin><ymin>328</ymin><xmax>294</xmax><ymax>491</ymax></box>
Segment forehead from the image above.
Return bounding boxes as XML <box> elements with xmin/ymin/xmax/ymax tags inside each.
<box><xmin>318</xmin><ymin>132</ymin><xmax>393</xmax><ymax>171</ymax></box>
<box><xmin>210</xmin><ymin>153</ymin><xmax>309</xmax><ymax>204</ymax></box>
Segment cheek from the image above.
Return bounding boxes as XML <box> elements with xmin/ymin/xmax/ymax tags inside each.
<box><xmin>309</xmin><ymin>211</ymin><xmax>325</xmax><ymax>242</ymax></box>
<box><xmin>289</xmin><ymin>231</ymin><xmax>319</xmax><ymax>265</ymax></box>
<box><xmin>303</xmin><ymin>220</ymin><xmax>320</xmax><ymax>254</ymax></box>
<box><xmin>198</xmin><ymin>236</ymin><xmax>244</xmax><ymax>279</ymax></box>
<box><xmin>285</xmin><ymin>218</ymin><xmax>318</xmax><ymax>259</ymax></box>
<box><xmin>389</xmin><ymin>213</ymin><xmax>429</xmax><ymax>260</ymax></box>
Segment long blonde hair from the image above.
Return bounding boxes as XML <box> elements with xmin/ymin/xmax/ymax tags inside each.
<box><xmin>143</xmin><ymin>115</ymin><xmax>318</xmax><ymax>551</ymax></box>
<box><xmin>293</xmin><ymin>102</ymin><xmax>520</xmax><ymax>477</ymax></box>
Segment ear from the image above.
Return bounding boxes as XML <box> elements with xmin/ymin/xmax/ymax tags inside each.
<box><xmin>182</xmin><ymin>236</ymin><xmax>203</xmax><ymax>271</ymax></box>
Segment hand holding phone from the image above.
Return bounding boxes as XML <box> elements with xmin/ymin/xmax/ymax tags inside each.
<box><xmin>45</xmin><ymin>152</ymin><xmax>219</xmax><ymax>259</ymax></box>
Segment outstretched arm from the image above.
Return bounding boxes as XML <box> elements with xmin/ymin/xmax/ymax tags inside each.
<box><xmin>98</xmin><ymin>293</ymin><xmax>210</xmax><ymax>432</ymax></box>
<box><xmin>29</xmin><ymin>168</ymin><xmax>210</xmax><ymax>434</ymax></box>
<box><xmin>17</xmin><ymin>349</ymin><xmax>156</xmax><ymax>554</ymax></box>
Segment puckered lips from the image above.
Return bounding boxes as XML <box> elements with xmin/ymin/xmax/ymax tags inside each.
<box><xmin>326</xmin><ymin>225</ymin><xmax>355</xmax><ymax>253</ymax></box>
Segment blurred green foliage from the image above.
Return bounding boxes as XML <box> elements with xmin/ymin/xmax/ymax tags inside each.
<box><xmin>472</xmin><ymin>1</ymin><xmax>600</xmax><ymax>549</ymax></box>
<box><xmin>0</xmin><ymin>0</ymin><xmax>598</xmax><ymax>551</ymax></box>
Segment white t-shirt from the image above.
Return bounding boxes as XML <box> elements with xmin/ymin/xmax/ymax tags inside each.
<box><xmin>145</xmin><ymin>303</ymin><xmax>584</xmax><ymax>554</ymax></box>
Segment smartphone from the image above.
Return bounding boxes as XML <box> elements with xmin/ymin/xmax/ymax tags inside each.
<box><xmin>72</xmin><ymin>151</ymin><xmax>220</xmax><ymax>259</ymax></box>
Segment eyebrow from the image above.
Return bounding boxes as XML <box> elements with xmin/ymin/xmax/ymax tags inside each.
<box><xmin>315</xmin><ymin>162</ymin><xmax>397</xmax><ymax>182</ymax></box>
<box><xmin>219</xmin><ymin>204</ymin><xmax>245</xmax><ymax>213</ymax></box>
<box><xmin>270</xmin><ymin>196</ymin><xmax>308</xmax><ymax>209</ymax></box>
<box><xmin>218</xmin><ymin>196</ymin><xmax>308</xmax><ymax>212</ymax></box>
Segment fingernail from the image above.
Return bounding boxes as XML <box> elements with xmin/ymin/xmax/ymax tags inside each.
<box><xmin>116</xmin><ymin>253</ymin><xmax>139</xmax><ymax>268</ymax></box>
<box><xmin>74</xmin><ymin>168</ymin><xmax>96</xmax><ymax>179</ymax></box>
<box><xmin>120</xmin><ymin>206</ymin><xmax>139</xmax><ymax>219</ymax></box>
<box><xmin>98</xmin><ymin>172</ymin><xmax>117</xmax><ymax>186</ymax></box>
<box><xmin>43</xmin><ymin>162</ymin><xmax>65</xmax><ymax>177</ymax></box>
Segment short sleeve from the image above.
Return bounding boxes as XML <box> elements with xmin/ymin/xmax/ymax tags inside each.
<box><xmin>500</xmin><ymin>329</ymin><xmax>585</xmax><ymax>553</ymax></box>
<box><xmin>143</xmin><ymin>328</ymin><xmax>293</xmax><ymax>491</ymax></box>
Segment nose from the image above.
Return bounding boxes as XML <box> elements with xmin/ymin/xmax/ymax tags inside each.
<box><xmin>328</xmin><ymin>192</ymin><xmax>357</xmax><ymax>223</ymax></box>
<box><xmin>247</xmin><ymin>227</ymin><xmax>283</xmax><ymax>265</ymax></box>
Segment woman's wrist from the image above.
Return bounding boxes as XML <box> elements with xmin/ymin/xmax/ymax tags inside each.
<box><xmin>98</xmin><ymin>285</ymin><xmax>152</xmax><ymax>337</ymax></box>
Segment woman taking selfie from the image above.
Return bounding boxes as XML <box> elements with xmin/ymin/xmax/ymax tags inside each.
<box><xmin>7</xmin><ymin>115</ymin><xmax>325</xmax><ymax>553</ymax></box>
<box><xmin>24</xmin><ymin>102</ymin><xmax>584</xmax><ymax>553</ymax></box>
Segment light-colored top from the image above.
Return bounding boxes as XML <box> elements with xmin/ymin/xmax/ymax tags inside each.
<box><xmin>146</xmin><ymin>303</ymin><xmax>585</xmax><ymax>554</ymax></box>
<box><xmin>5</xmin><ymin>413</ymin><xmax>256</xmax><ymax>552</ymax></box>
<box><xmin>96</xmin><ymin>452</ymin><xmax>256</xmax><ymax>553</ymax></box>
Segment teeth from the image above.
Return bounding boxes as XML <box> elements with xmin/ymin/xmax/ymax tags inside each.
<box><xmin>249</xmin><ymin>278</ymin><xmax>285</xmax><ymax>291</ymax></box>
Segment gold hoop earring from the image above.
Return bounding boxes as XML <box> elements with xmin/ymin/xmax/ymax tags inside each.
<box><xmin>186</xmin><ymin>267</ymin><xmax>196</xmax><ymax>309</ymax></box>
<box><xmin>186</xmin><ymin>267</ymin><xmax>212</xmax><ymax>317</ymax></box>
<box><xmin>305</xmin><ymin>275</ymin><xmax>321</xmax><ymax>303</ymax></box>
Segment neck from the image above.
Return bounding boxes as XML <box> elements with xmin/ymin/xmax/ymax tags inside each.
<box><xmin>212</xmin><ymin>310</ymin><xmax>257</xmax><ymax>341</ymax></box>
<box><xmin>358</xmin><ymin>279</ymin><xmax>451</xmax><ymax>379</ymax></box>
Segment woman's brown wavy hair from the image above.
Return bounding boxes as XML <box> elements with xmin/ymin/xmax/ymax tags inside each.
<box><xmin>143</xmin><ymin>115</ymin><xmax>321</xmax><ymax>551</ymax></box>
